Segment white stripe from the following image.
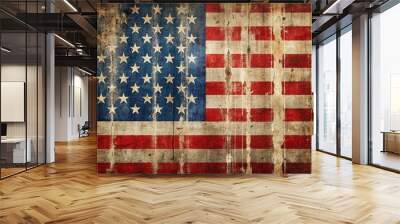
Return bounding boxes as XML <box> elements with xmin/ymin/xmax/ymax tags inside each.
<box><xmin>97</xmin><ymin>121</ymin><xmax>313</xmax><ymax>135</ymax></box>
<box><xmin>97</xmin><ymin>149</ymin><xmax>310</xmax><ymax>163</ymax></box>
<box><xmin>205</xmin><ymin>95</ymin><xmax>312</xmax><ymax>108</ymax></box>
<box><xmin>206</xmin><ymin>68</ymin><xmax>311</xmax><ymax>82</ymax></box>
<box><xmin>206</xmin><ymin>12</ymin><xmax>310</xmax><ymax>27</ymax></box>
<box><xmin>206</xmin><ymin>41</ymin><xmax>311</xmax><ymax>54</ymax></box>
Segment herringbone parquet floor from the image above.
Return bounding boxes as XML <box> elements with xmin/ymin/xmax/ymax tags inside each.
<box><xmin>1</xmin><ymin>135</ymin><xmax>400</xmax><ymax>224</ymax></box>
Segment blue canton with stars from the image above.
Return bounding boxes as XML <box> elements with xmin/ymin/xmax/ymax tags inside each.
<box><xmin>97</xmin><ymin>4</ymin><xmax>205</xmax><ymax>121</ymax></box>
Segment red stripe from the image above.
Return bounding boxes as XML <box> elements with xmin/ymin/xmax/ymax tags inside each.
<box><xmin>250</xmin><ymin>4</ymin><xmax>272</xmax><ymax>12</ymax></box>
<box><xmin>206</xmin><ymin>81</ymin><xmax>273</xmax><ymax>95</ymax></box>
<box><xmin>283</xmin><ymin>54</ymin><xmax>311</xmax><ymax>68</ymax></box>
<box><xmin>281</xmin><ymin>26</ymin><xmax>311</xmax><ymax>40</ymax></box>
<box><xmin>98</xmin><ymin>135</ymin><xmax>274</xmax><ymax>149</ymax></box>
<box><xmin>283</xmin><ymin>81</ymin><xmax>312</xmax><ymax>95</ymax></box>
<box><xmin>251</xmin><ymin>81</ymin><xmax>274</xmax><ymax>95</ymax></box>
<box><xmin>250</xmin><ymin>54</ymin><xmax>274</xmax><ymax>68</ymax></box>
<box><xmin>285</xmin><ymin>162</ymin><xmax>311</xmax><ymax>173</ymax></box>
<box><xmin>206</xmin><ymin>27</ymin><xmax>242</xmax><ymax>41</ymax></box>
<box><xmin>231</xmin><ymin>54</ymin><xmax>247</xmax><ymax>67</ymax></box>
<box><xmin>205</xmin><ymin>108</ymin><xmax>273</xmax><ymax>122</ymax></box>
<box><xmin>285</xmin><ymin>108</ymin><xmax>313</xmax><ymax>121</ymax></box>
<box><xmin>206</xmin><ymin>54</ymin><xmax>273</xmax><ymax>68</ymax></box>
<box><xmin>205</xmin><ymin>81</ymin><xmax>244</xmax><ymax>95</ymax></box>
<box><xmin>285</xmin><ymin>4</ymin><xmax>311</xmax><ymax>13</ymax></box>
<box><xmin>98</xmin><ymin>162</ymin><xmax>275</xmax><ymax>174</ymax></box>
<box><xmin>205</xmin><ymin>4</ymin><xmax>242</xmax><ymax>13</ymax></box>
<box><xmin>283</xmin><ymin>135</ymin><xmax>311</xmax><ymax>149</ymax></box>
<box><xmin>249</xmin><ymin>26</ymin><xmax>274</xmax><ymax>40</ymax></box>
<box><xmin>205</xmin><ymin>3</ymin><xmax>224</xmax><ymax>12</ymax></box>
<box><xmin>206</xmin><ymin>54</ymin><xmax>225</xmax><ymax>68</ymax></box>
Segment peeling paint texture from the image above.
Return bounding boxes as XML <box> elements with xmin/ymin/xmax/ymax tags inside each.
<box><xmin>97</xmin><ymin>3</ymin><xmax>312</xmax><ymax>175</ymax></box>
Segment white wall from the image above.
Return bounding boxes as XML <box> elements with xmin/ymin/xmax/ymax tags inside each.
<box><xmin>55</xmin><ymin>67</ymin><xmax>89</xmax><ymax>141</ymax></box>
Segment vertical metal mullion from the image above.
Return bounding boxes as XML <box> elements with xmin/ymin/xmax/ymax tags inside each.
<box><xmin>336</xmin><ymin>30</ymin><xmax>341</xmax><ymax>157</ymax></box>
<box><xmin>25</xmin><ymin>0</ymin><xmax>28</xmax><ymax>171</ymax></box>
<box><xmin>36</xmin><ymin>0</ymin><xmax>39</xmax><ymax>167</ymax></box>
<box><xmin>367</xmin><ymin>11</ymin><xmax>373</xmax><ymax>165</ymax></box>
<box><xmin>0</xmin><ymin>20</ymin><xmax>2</xmax><ymax>179</ymax></box>
<box><xmin>316</xmin><ymin>45</ymin><xmax>320</xmax><ymax>151</ymax></box>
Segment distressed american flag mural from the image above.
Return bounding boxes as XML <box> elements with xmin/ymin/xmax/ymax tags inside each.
<box><xmin>97</xmin><ymin>3</ymin><xmax>312</xmax><ymax>174</ymax></box>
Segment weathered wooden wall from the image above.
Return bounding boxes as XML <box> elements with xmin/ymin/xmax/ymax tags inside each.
<box><xmin>97</xmin><ymin>3</ymin><xmax>312</xmax><ymax>175</ymax></box>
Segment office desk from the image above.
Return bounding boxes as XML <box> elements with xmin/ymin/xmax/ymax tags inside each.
<box><xmin>382</xmin><ymin>131</ymin><xmax>400</xmax><ymax>154</ymax></box>
<box><xmin>1</xmin><ymin>138</ymin><xmax>31</xmax><ymax>163</ymax></box>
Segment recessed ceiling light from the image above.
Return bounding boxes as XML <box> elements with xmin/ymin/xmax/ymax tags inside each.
<box><xmin>54</xmin><ymin>34</ymin><xmax>75</xmax><ymax>48</ymax></box>
<box><xmin>1</xmin><ymin>47</ymin><xmax>11</xmax><ymax>53</ymax></box>
<box><xmin>63</xmin><ymin>0</ymin><xmax>78</xmax><ymax>12</ymax></box>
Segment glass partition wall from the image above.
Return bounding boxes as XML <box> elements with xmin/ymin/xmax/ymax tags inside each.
<box><xmin>370</xmin><ymin>4</ymin><xmax>400</xmax><ymax>171</ymax></box>
<box><xmin>0</xmin><ymin>1</ymin><xmax>46</xmax><ymax>179</ymax></box>
<box><xmin>316</xmin><ymin>26</ymin><xmax>353</xmax><ymax>159</ymax></box>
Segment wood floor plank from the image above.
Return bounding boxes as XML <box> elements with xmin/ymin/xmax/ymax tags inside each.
<box><xmin>0</xmin><ymin>135</ymin><xmax>399</xmax><ymax>223</ymax></box>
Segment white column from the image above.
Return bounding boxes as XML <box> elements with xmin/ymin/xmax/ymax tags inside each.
<box><xmin>352</xmin><ymin>14</ymin><xmax>369</xmax><ymax>164</ymax></box>
<box><xmin>46</xmin><ymin>32</ymin><xmax>55</xmax><ymax>163</ymax></box>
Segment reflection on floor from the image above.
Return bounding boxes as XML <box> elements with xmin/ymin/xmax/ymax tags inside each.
<box><xmin>0</xmin><ymin>163</ymin><xmax>41</xmax><ymax>178</ymax></box>
<box><xmin>0</xmin><ymin>136</ymin><xmax>400</xmax><ymax>223</ymax></box>
<box><xmin>373</xmin><ymin>151</ymin><xmax>400</xmax><ymax>171</ymax></box>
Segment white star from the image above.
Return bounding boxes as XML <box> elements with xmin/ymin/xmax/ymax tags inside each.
<box><xmin>119</xmin><ymin>34</ymin><xmax>128</xmax><ymax>44</ymax></box>
<box><xmin>107</xmin><ymin>45</ymin><xmax>117</xmax><ymax>53</ymax></box>
<box><xmin>98</xmin><ymin>73</ymin><xmax>106</xmax><ymax>83</ymax></box>
<box><xmin>108</xmin><ymin>104</ymin><xmax>117</xmax><ymax>114</ymax></box>
<box><xmin>187</xmin><ymin>34</ymin><xmax>197</xmax><ymax>44</ymax></box>
<box><xmin>188</xmin><ymin>15</ymin><xmax>197</xmax><ymax>24</ymax></box>
<box><xmin>152</xmin><ymin>24</ymin><xmax>163</xmax><ymax>34</ymax></box>
<box><xmin>165</xmin><ymin>53</ymin><xmax>174</xmax><ymax>63</ymax></box>
<box><xmin>176</xmin><ymin>4</ymin><xmax>188</xmax><ymax>15</ymax></box>
<box><xmin>108</xmin><ymin>84</ymin><xmax>116</xmax><ymax>93</ymax></box>
<box><xmin>165</xmin><ymin>14</ymin><xmax>174</xmax><ymax>24</ymax></box>
<box><xmin>164</xmin><ymin>74</ymin><xmax>175</xmax><ymax>84</ymax></box>
<box><xmin>153</xmin><ymin>44</ymin><xmax>162</xmax><ymax>53</ymax></box>
<box><xmin>177</xmin><ymin>24</ymin><xmax>186</xmax><ymax>34</ymax></box>
<box><xmin>142</xmin><ymin>14</ymin><xmax>152</xmax><ymax>24</ymax></box>
<box><xmin>119</xmin><ymin>53</ymin><xmax>128</xmax><ymax>64</ymax></box>
<box><xmin>165</xmin><ymin>93</ymin><xmax>174</xmax><ymax>104</ymax></box>
<box><xmin>119</xmin><ymin>73</ymin><xmax>129</xmax><ymax>83</ymax></box>
<box><xmin>131</xmin><ymin>63</ymin><xmax>140</xmax><ymax>73</ymax></box>
<box><xmin>97</xmin><ymin>94</ymin><xmax>106</xmax><ymax>103</ymax></box>
<box><xmin>177</xmin><ymin>43</ymin><xmax>186</xmax><ymax>54</ymax></box>
<box><xmin>142</xmin><ymin>74</ymin><xmax>152</xmax><ymax>83</ymax></box>
<box><xmin>153</xmin><ymin>4</ymin><xmax>162</xmax><ymax>14</ymax></box>
<box><xmin>130</xmin><ymin>23</ymin><xmax>140</xmax><ymax>33</ymax></box>
<box><xmin>142</xmin><ymin>33</ymin><xmax>152</xmax><ymax>43</ymax></box>
<box><xmin>176</xmin><ymin>104</ymin><xmax>186</xmax><ymax>114</ymax></box>
<box><xmin>164</xmin><ymin>34</ymin><xmax>174</xmax><ymax>44</ymax></box>
<box><xmin>131</xmin><ymin>43</ymin><xmax>140</xmax><ymax>53</ymax></box>
<box><xmin>131</xmin><ymin>83</ymin><xmax>140</xmax><ymax>93</ymax></box>
<box><xmin>131</xmin><ymin>104</ymin><xmax>140</xmax><ymax>114</ymax></box>
<box><xmin>177</xmin><ymin>83</ymin><xmax>187</xmax><ymax>93</ymax></box>
<box><xmin>142</xmin><ymin>94</ymin><xmax>152</xmax><ymax>104</ymax></box>
<box><xmin>186</xmin><ymin>94</ymin><xmax>197</xmax><ymax>104</ymax></box>
<box><xmin>97</xmin><ymin>54</ymin><xmax>106</xmax><ymax>63</ymax></box>
<box><xmin>131</xmin><ymin>5</ymin><xmax>140</xmax><ymax>14</ymax></box>
<box><xmin>153</xmin><ymin>83</ymin><xmax>163</xmax><ymax>93</ymax></box>
<box><xmin>118</xmin><ymin>94</ymin><xmax>128</xmax><ymax>104</ymax></box>
<box><xmin>177</xmin><ymin>63</ymin><xmax>186</xmax><ymax>73</ymax></box>
<box><xmin>153</xmin><ymin>64</ymin><xmax>162</xmax><ymax>74</ymax></box>
<box><xmin>186</xmin><ymin>74</ymin><xmax>197</xmax><ymax>84</ymax></box>
<box><xmin>153</xmin><ymin>104</ymin><xmax>162</xmax><ymax>114</ymax></box>
<box><xmin>142</xmin><ymin>53</ymin><xmax>152</xmax><ymax>63</ymax></box>
<box><xmin>188</xmin><ymin>53</ymin><xmax>196</xmax><ymax>64</ymax></box>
